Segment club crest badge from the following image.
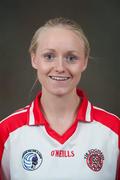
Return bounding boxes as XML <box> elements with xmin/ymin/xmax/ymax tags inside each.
<box><xmin>84</xmin><ymin>149</ymin><xmax>104</xmax><ymax>172</ymax></box>
<box><xmin>22</xmin><ymin>149</ymin><xmax>43</xmax><ymax>171</ymax></box>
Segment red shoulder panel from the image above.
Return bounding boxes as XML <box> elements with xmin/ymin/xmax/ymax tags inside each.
<box><xmin>0</xmin><ymin>108</ymin><xmax>29</xmax><ymax>163</ymax></box>
<box><xmin>93</xmin><ymin>107</ymin><xmax>120</xmax><ymax>148</ymax></box>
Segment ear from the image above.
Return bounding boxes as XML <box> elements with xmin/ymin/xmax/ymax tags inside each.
<box><xmin>82</xmin><ymin>57</ymin><xmax>88</xmax><ymax>72</ymax></box>
<box><xmin>30</xmin><ymin>53</ymin><xmax>38</xmax><ymax>70</ymax></box>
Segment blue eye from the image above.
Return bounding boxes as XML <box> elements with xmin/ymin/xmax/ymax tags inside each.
<box><xmin>43</xmin><ymin>53</ymin><xmax>55</xmax><ymax>61</ymax></box>
<box><xmin>66</xmin><ymin>55</ymin><xmax>78</xmax><ymax>63</ymax></box>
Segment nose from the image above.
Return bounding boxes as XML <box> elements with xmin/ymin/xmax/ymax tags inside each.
<box><xmin>54</xmin><ymin>57</ymin><xmax>66</xmax><ymax>73</ymax></box>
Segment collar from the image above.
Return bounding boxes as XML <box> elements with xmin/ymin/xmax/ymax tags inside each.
<box><xmin>28</xmin><ymin>89</ymin><xmax>93</xmax><ymax>126</ymax></box>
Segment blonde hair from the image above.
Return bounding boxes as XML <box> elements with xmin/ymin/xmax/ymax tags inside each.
<box><xmin>29</xmin><ymin>17</ymin><xmax>90</xmax><ymax>58</ymax></box>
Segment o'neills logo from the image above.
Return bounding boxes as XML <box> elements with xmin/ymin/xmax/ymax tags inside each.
<box><xmin>84</xmin><ymin>149</ymin><xmax>104</xmax><ymax>172</ymax></box>
<box><xmin>51</xmin><ymin>150</ymin><xmax>75</xmax><ymax>158</ymax></box>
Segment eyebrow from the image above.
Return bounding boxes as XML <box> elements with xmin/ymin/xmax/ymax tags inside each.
<box><xmin>42</xmin><ymin>49</ymin><xmax>56</xmax><ymax>52</ymax></box>
<box><xmin>42</xmin><ymin>49</ymin><xmax>80</xmax><ymax>54</ymax></box>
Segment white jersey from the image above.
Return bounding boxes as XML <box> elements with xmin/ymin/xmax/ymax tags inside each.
<box><xmin>0</xmin><ymin>89</ymin><xmax>120</xmax><ymax>180</ymax></box>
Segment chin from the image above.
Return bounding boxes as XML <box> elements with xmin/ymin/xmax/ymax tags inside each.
<box><xmin>49</xmin><ymin>88</ymin><xmax>74</xmax><ymax>97</ymax></box>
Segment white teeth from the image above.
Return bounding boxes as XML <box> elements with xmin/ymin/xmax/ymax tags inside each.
<box><xmin>49</xmin><ymin>76</ymin><xmax>70</xmax><ymax>81</ymax></box>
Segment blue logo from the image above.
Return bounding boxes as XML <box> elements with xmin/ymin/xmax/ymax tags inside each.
<box><xmin>22</xmin><ymin>149</ymin><xmax>43</xmax><ymax>171</ymax></box>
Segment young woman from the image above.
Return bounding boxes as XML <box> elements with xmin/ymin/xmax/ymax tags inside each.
<box><xmin>0</xmin><ymin>17</ymin><xmax>119</xmax><ymax>180</ymax></box>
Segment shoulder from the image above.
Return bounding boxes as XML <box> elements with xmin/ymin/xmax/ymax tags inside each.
<box><xmin>0</xmin><ymin>104</ymin><xmax>31</xmax><ymax>160</ymax></box>
<box><xmin>92</xmin><ymin>106</ymin><xmax>120</xmax><ymax>135</ymax></box>
<box><xmin>0</xmin><ymin>105</ymin><xmax>30</xmax><ymax>137</ymax></box>
<box><xmin>93</xmin><ymin>106</ymin><xmax>119</xmax><ymax>120</ymax></box>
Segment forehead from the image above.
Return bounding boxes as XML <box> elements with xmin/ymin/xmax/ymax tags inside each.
<box><xmin>37</xmin><ymin>26</ymin><xmax>85</xmax><ymax>51</ymax></box>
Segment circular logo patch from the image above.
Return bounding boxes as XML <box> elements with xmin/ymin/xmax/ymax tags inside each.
<box><xmin>22</xmin><ymin>149</ymin><xmax>43</xmax><ymax>171</ymax></box>
<box><xmin>84</xmin><ymin>149</ymin><xmax>104</xmax><ymax>172</ymax></box>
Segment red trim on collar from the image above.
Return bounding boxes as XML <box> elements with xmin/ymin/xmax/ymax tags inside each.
<box><xmin>32</xmin><ymin>89</ymin><xmax>92</xmax><ymax>125</ymax></box>
<box><xmin>76</xmin><ymin>89</ymin><xmax>92</xmax><ymax>122</ymax></box>
<box><xmin>28</xmin><ymin>89</ymin><xmax>93</xmax><ymax>144</ymax></box>
<box><xmin>45</xmin><ymin>115</ymin><xmax>79</xmax><ymax>144</ymax></box>
<box><xmin>33</xmin><ymin>92</ymin><xmax>47</xmax><ymax>125</ymax></box>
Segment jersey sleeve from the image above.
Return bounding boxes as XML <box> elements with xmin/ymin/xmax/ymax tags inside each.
<box><xmin>0</xmin><ymin>122</ymin><xmax>7</xmax><ymax>180</ymax></box>
<box><xmin>116</xmin><ymin>152</ymin><xmax>120</xmax><ymax>180</ymax></box>
<box><xmin>116</xmin><ymin>116</ymin><xmax>120</xmax><ymax>180</ymax></box>
<box><xmin>0</xmin><ymin>117</ymin><xmax>12</xmax><ymax>180</ymax></box>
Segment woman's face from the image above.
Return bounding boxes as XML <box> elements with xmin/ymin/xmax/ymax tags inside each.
<box><xmin>31</xmin><ymin>26</ymin><xmax>88</xmax><ymax>96</ymax></box>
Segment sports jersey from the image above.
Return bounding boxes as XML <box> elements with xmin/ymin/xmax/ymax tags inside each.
<box><xmin>0</xmin><ymin>89</ymin><xmax>120</xmax><ymax>180</ymax></box>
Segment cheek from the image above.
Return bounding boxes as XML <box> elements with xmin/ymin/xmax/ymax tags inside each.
<box><xmin>37</xmin><ymin>62</ymin><xmax>49</xmax><ymax>74</ymax></box>
<box><xmin>37</xmin><ymin>70</ymin><xmax>46</xmax><ymax>86</ymax></box>
<box><xmin>36</xmin><ymin>63</ymin><xmax>50</xmax><ymax>84</ymax></box>
<box><xmin>70</xmin><ymin>64</ymin><xmax>84</xmax><ymax>84</ymax></box>
<box><xmin>70</xmin><ymin>64</ymin><xmax>83</xmax><ymax>76</ymax></box>
<box><xmin>75</xmin><ymin>60</ymin><xmax>87</xmax><ymax>73</ymax></box>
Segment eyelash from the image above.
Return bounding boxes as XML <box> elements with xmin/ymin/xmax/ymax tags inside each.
<box><xmin>42</xmin><ymin>53</ymin><xmax>79</xmax><ymax>63</ymax></box>
<box><xmin>43</xmin><ymin>53</ymin><xmax>55</xmax><ymax>61</ymax></box>
<box><xmin>65</xmin><ymin>55</ymin><xmax>78</xmax><ymax>63</ymax></box>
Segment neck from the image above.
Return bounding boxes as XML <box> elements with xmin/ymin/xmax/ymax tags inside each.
<box><xmin>41</xmin><ymin>88</ymin><xmax>80</xmax><ymax>114</ymax></box>
<box><xmin>40</xmin><ymin>88</ymin><xmax>80</xmax><ymax>134</ymax></box>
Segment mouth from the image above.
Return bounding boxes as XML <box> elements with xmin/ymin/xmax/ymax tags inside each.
<box><xmin>49</xmin><ymin>76</ymin><xmax>70</xmax><ymax>81</ymax></box>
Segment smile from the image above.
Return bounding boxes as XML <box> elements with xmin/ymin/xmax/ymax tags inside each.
<box><xmin>49</xmin><ymin>76</ymin><xmax>70</xmax><ymax>81</ymax></box>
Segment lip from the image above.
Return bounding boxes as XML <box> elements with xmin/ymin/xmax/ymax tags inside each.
<box><xmin>49</xmin><ymin>76</ymin><xmax>70</xmax><ymax>81</ymax></box>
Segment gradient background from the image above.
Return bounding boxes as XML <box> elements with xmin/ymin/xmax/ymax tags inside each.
<box><xmin>0</xmin><ymin>0</ymin><xmax>120</xmax><ymax>120</ymax></box>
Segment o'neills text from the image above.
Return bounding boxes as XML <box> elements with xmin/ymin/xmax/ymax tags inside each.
<box><xmin>51</xmin><ymin>150</ymin><xmax>75</xmax><ymax>157</ymax></box>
